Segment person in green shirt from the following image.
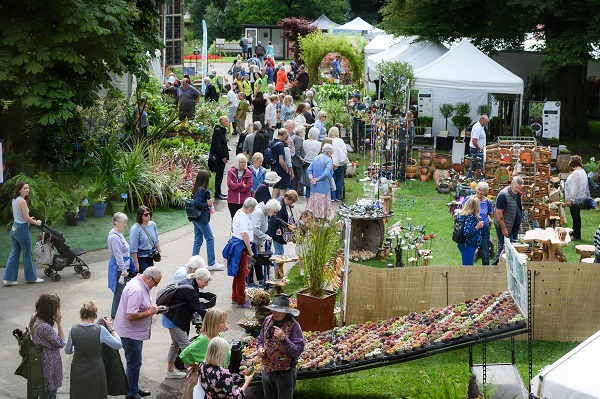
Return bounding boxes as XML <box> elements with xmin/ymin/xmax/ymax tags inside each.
<box><xmin>242</xmin><ymin>74</ymin><xmax>252</xmax><ymax>102</ymax></box>
<box><xmin>179</xmin><ymin>308</ymin><xmax>230</xmax><ymax>367</ymax></box>
<box><xmin>235</xmin><ymin>92</ymin><xmax>249</xmax><ymax>135</ymax></box>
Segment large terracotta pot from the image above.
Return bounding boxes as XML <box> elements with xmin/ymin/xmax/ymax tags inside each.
<box><xmin>420</xmin><ymin>174</ymin><xmax>430</xmax><ymax>182</ymax></box>
<box><xmin>433</xmin><ymin>169</ymin><xmax>451</xmax><ymax>187</ymax></box>
<box><xmin>418</xmin><ymin>148</ymin><xmax>435</xmax><ymax>159</ymax></box>
<box><xmin>296</xmin><ymin>290</ymin><xmax>337</xmax><ymax>332</ymax></box>
<box><xmin>419</xmin><ymin>166</ymin><xmax>430</xmax><ymax>175</ymax></box>
<box><xmin>420</xmin><ymin>157</ymin><xmax>432</xmax><ymax>167</ymax></box>
<box><xmin>452</xmin><ymin>163</ymin><xmax>465</xmax><ymax>173</ymax></box>
<box><xmin>433</xmin><ymin>154</ymin><xmax>452</xmax><ymax>169</ymax></box>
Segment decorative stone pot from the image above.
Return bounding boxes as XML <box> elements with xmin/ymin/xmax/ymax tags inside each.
<box><xmin>92</xmin><ymin>202</ymin><xmax>108</xmax><ymax>218</ymax></box>
<box><xmin>433</xmin><ymin>154</ymin><xmax>452</xmax><ymax>169</ymax></box>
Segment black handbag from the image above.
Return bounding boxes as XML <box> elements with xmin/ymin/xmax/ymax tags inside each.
<box><xmin>140</xmin><ymin>224</ymin><xmax>161</xmax><ymax>262</ymax></box>
<box><xmin>185</xmin><ymin>196</ymin><xmax>202</xmax><ymax>219</ymax></box>
<box><xmin>208</xmin><ymin>153</ymin><xmax>219</xmax><ymax>172</ymax></box>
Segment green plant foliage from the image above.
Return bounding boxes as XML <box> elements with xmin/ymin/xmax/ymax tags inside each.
<box><xmin>319</xmin><ymin>99</ymin><xmax>354</xmax><ymax>131</ymax></box>
<box><xmin>375</xmin><ymin>61</ymin><xmax>414</xmax><ymax>107</ymax></box>
<box><xmin>311</xmin><ymin>84</ymin><xmax>348</xmax><ymax>103</ymax></box>
<box><xmin>296</xmin><ymin>218</ymin><xmax>341</xmax><ymax>298</ymax></box>
<box><xmin>439</xmin><ymin>103</ymin><xmax>455</xmax><ymax>130</ymax></box>
<box><xmin>298</xmin><ymin>31</ymin><xmax>366</xmax><ymax>89</ymax></box>
<box><xmin>0</xmin><ymin>0</ymin><xmax>163</xmax><ymax>126</ymax></box>
<box><xmin>477</xmin><ymin>104</ymin><xmax>491</xmax><ymax>116</ymax></box>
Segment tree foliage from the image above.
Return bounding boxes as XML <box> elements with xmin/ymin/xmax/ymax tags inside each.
<box><xmin>381</xmin><ymin>0</ymin><xmax>597</xmax><ymax>138</ymax></box>
<box><xmin>278</xmin><ymin>17</ymin><xmax>318</xmax><ymax>62</ymax></box>
<box><xmin>375</xmin><ymin>61</ymin><xmax>414</xmax><ymax>108</ymax></box>
<box><xmin>0</xmin><ymin>0</ymin><xmax>164</xmax><ymax>126</ymax></box>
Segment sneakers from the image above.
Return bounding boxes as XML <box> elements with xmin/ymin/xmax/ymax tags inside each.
<box><xmin>238</xmin><ymin>302</ymin><xmax>253</xmax><ymax>309</ymax></box>
<box><xmin>207</xmin><ymin>263</ymin><xmax>225</xmax><ymax>271</ymax></box>
<box><xmin>165</xmin><ymin>370</ymin><xmax>187</xmax><ymax>379</ymax></box>
<box><xmin>217</xmin><ymin>194</ymin><xmax>228</xmax><ymax>200</ymax></box>
<box><xmin>26</xmin><ymin>278</ymin><xmax>44</xmax><ymax>284</ymax></box>
<box><xmin>3</xmin><ymin>280</ymin><xmax>18</xmax><ymax>286</ymax></box>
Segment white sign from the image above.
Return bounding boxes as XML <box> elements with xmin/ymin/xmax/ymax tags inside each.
<box><xmin>215</xmin><ymin>38</ymin><xmax>225</xmax><ymax>45</ymax></box>
<box><xmin>418</xmin><ymin>90</ymin><xmax>433</xmax><ymax>117</ymax></box>
<box><xmin>542</xmin><ymin>101</ymin><xmax>560</xmax><ymax>139</ymax></box>
<box><xmin>505</xmin><ymin>238</ymin><xmax>528</xmax><ymax>318</ymax></box>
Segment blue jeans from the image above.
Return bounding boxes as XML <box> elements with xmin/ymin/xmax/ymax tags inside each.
<box><xmin>273</xmin><ymin>241</ymin><xmax>284</xmax><ymax>256</ymax></box>
<box><xmin>333</xmin><ymin>165</ymin><xmax>345</xmax><ymax>200</ymax></box>
<box><xmin>492</xmin><ymin>226</ymin><xmax>518</xmax><ymax>265</ymax></box>
<box><xmin>122</xmin><ymin>337</ymin><xmax>144</xmax><ymax>397</ymax></box>
<box><xmin>262</xmin><ymin>369</ymin><xmax>297</xmax><ymax>399</ymax></box>
<box><xmin>467</xmin><ymin>147</ymin><xmax>483</xmax><ymax>178</ymax></box>
<box><xmin>191</xmin><ymin>219</ymin><xmax>216</xmax><ymax>265</ymax></box>
<box><xmin>305</xmin><ymin>186</ymin><xmax>311</xmax><ymax>199</ymax></box>
<box><xmin>4</xmin><ymin>222</ymin><xmax>38</xmax><ymax>282</ymax></box>
<box><xmin>480</xmin><ymin>223</ymin><xmax>490</xmax><ymax>265</ymax></box>
<box><xmin>458</xmin><ymin>245</ymin><xmax>478</xmax><ymax>266</ymax></box>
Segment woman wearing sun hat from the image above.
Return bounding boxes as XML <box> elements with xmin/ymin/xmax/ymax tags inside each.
<box><xmin>257</xmin><ymin>294</ymin><xmax>305</xmax><ymax>399</ymax></box>
<box><xmin>254</xmin><ymin>171</ymin><xmax>281</xmax><ymax>205</ymax></box>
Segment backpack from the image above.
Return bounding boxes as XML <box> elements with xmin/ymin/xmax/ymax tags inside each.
<box><xmin>156</xmin><ymin>283</ymin><xmax>194</xmax><ymax>307</ymax></box>
<box><xmin>452</xmin><ymin>217</ymin><xmax>467</xmax><ymax>244</ymax></box>
<box><xmin>239</xmin><ymin>38</ymin><xmax>244</xmax><ymax>47</ymax></box>
<box><xmin>264</xmin><ymin>140</ymin><xmax>282</xmax><ymax>166</ymax></box>
<box><xmin>14</xmin><ymin>324</ymin><xmax>43</xmax><ymax>397</ymax></box>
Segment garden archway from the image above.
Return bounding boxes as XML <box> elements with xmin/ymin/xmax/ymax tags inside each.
<box><xmin>298</xmin><ymin>31</ymin><xmax>366</xmax><ymax>89</ymax></box>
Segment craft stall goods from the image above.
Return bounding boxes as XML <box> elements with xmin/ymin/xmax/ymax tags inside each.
<box><xmin>239</xmin><ymin>291</ymin><xmax>526</xmax><ymax>378</ymax></box>
<box><xmin>387</xmin><ymin>219</ymin><xmax>436</xmax><ymax>267</ymax></box>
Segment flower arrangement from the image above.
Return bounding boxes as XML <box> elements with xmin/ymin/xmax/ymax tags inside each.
<box><xmin>387</xmin><ymin>219</ymin><xmax>436</xmax><ymax>267</ymax></box>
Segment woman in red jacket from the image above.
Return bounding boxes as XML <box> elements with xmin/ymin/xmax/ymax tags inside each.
<box><xmin>227</xmin><ymin>153</ymin><xmax>253</xmax><ymax>218</ymax></box>
<box><xmin>275</xmin><ymin>64</ymin><xmax>288</xmax><ymax>93</ymax></box>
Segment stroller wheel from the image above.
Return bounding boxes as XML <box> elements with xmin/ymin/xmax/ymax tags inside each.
<box><xmin>51</xmin><ymin>274</ymin><xmax>61</xmax><ymax>282</ymax></box>
<box><xmin>82</xmin><ymin>270</ymin><xmax>91</xmax><ymax>279</ymax></box>
<box><xmin>74</xmin><ymin>266</ymin><xmax>83</xmax><ymax>273</ymax></box>
<box><xmin>44</xmin><ymin>268</ymin><xmax>53</xmax><ymax>277</ymax></box>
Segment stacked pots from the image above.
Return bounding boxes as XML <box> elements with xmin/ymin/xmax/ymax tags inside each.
<box><xmin>418</xmin><ymin>148</ymin><xmax>435</xmax><ymax>182</ymax></box>
<box><xmin>432</xmin><ymin>154</ymin><xmax>452</xmax><ymax>188</ymax></box>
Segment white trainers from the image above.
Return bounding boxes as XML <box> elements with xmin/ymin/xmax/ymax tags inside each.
<box><xmin>3</xmin><ymin>280</ymin><xmax>18</xmax><ymax>286</ymax></box>
<box><xmin>26</xmin><ymin>278</ymin><xmax>44</xmax><ymax>284</ymax></box>
<box><xmin>165</xmin><ymin>370</ymin><xmax>187</xmax><ymax>379</ymax></box>
<box><xmin>207</xmin><ymin>263</ymin><xmax>225</xmax><ymax>271</ymax></box>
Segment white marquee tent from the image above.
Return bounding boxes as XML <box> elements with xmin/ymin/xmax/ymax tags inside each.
<box><xmin>333</xmin><ymin>17</ymin><xmax>384</xmax><ymax>39</ymax></box>
<box><xmin>309</xmin><ymin>14</ymin><xmax>339</xmax><ymax>31</ymax></box>
<box><xmin>364</xmin><ymin>35</ymin><xmax>407</xmax><ymax>89</ymax></box>
<box><xmin>531</xmin><ymin>329</ymin><xmax>600</xmax><ymax>399</ymax></box>
<box><xmin>412</xmin><ymin>39</ymin><xmax>523</xmax><ymax>136</ymax></box>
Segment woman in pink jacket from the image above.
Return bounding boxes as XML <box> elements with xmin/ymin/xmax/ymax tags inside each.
<box><xmin>227</xmin><ymin>153</ymin><xmax>253</xmax><ymax>218</ymax></box>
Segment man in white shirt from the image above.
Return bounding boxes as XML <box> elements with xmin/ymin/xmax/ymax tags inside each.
<box><xmin>468</xmin><ymin>115</ymin><xmax>489</xmax><ymax>178</ymax></box>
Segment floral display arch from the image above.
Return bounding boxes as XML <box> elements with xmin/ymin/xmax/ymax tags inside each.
<box><xmin>298</xmin><ymin>31</ymin><xmax>366</xmax><ymax>89</ymax></box>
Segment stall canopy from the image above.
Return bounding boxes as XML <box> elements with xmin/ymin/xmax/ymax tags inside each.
<box><xmin>531</xmin><ymin>329</ymin><xmax>600</xmax><ymax>399</ymax></box>
<box><xmin>366</xmin><ymin>37</ymin><xmax>447</xmax><ymax>73</ymax></box>
<box><xmin>412</xmin><ymin>39</ymin><xmax>524</xmax><ymax>135</ymax></box>
<box><xmin>333</xmin><ymin>17</ymin><xmax>385</xmax><ymax>38</ymax></box>
<box><xmin>309</xmin><ymin>14</ymin><xmax>339</xmax><ymax>31</ymax></box>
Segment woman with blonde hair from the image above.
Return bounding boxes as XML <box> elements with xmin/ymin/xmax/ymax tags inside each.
<box><xmin>461</xmin><ymin>181</ymin><xmax>494</xmax><ymax>265</ymax></box>
<box><xmin>265</xmin><ymin>94</ymin><xmax>278</xmax><ymax>136</ymax></box>
<box><xmin>199</xmin><ymin>337</ymin><xmax>253</xmax><ymax>399</ymax></box>
<box><xmin>227</xmin><ymin>153</ymin><xmax>253</xmax><ymax>218</ymax></box>
<box><xmin>456</xmin><ymin>196</ymin><xmax>484</xmax><ymax>266</ymax></box>
<box><xmin>279</xmin><ymin>95</ymin><xmax>295</xmax><ymax>124</ymax></box>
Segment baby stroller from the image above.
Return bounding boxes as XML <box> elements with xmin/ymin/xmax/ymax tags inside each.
<box><xmin>36</xmin><ymin>222</ymin><xmax>91</xmax><ymax>282</ymax></box>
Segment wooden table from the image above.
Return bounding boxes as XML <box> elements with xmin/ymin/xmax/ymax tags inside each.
<box><xmin>522</xmin><ymin>227</ymin><xmax>573</xmax><ymax>262</ymax></box>
<box><xmin>575</xmin><ymin>244</ymin><xmax>595</xmax><ymax>261</ymax></box>
<box><xmin>267</xmin><ymin>255</ymin><xmax>298</xmax><ymax>293</ymax></box>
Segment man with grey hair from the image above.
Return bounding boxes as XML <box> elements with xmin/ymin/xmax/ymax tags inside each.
<box><xmin>114</xmin><ymin>266</ymin><xmax>162</xmax><ymax>399</ymax></box>
<box><xmin>172</xmin><ymin>255</ymin><xmax>207</xmax><ymax>284</ymax></box>
<box><xmin>492</xmin><ymin>176</ymin><xmax>523</xmax><ymax>265</ymax></box>
<box><xmin>203</xmin><ymin>77</ymin><xmax>219</xmax><ymax>102</ymax></box>
<box><xmin>315</xmin><ymin>111</ymin><xmax>328</xmax><ymax>141</ymax></box>
<box><xmin>175</xmin><ymin>78</ymin><xmax>200</xmax><ymax>121</ymax></box>
<box><xmin>242</xmin><ymin>121</ymin><xmax>263</xmax><ymax>155</ymax></box>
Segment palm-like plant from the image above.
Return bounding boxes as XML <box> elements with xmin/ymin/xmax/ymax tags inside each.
<box><xmin>295</xmin><ymin>217</ymin><xmax>341</xmax><ymax>298</ymax></box>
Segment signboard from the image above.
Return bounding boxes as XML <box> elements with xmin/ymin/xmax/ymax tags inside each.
<box><xmin>542</xmin><ymin>101</ymin><xmax>560</xmax><ymax>139</ymax></box>
<box><xmin>418</xmin><ymin>90</ymin><xmax>432</xmax><ymax>118</ymax></box>
<box><xmin>215</xmin><ymin>38</ymin><xmax>225</xmax><ymax>45</ymax></box>
<box><xmin>504</xmin><ymin>238</ymin><xmax>528</xmax><ymax>318</ymax></box>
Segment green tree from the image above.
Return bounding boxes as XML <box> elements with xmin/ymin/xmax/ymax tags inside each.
<box><xmin>236</xmin><ymin>0</ymin><xmax>286</xmax><ymax>25</ymax></box>
<box><xmin>381</xmin><ymin>0</ymin><xmax>594</xmax><ymax>138</ymax></box>
<box><xmin>279</xmin><ymin>17</ymin><xmax>318</xmax><ymax>62</ymax></box>
<box><xmin>0</xmin><ymin>0</ymin><xmax>164</xmax><ymax>126</ymax></box>
<box><xmin>376</xmin><ymin>61</ymin><xmax>414</xmax><ymax>108</ymax></box>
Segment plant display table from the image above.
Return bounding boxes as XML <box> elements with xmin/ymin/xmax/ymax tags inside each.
<box><xmin>522</xmin><ymin>227</ymin><xmax>572</xmax><ymax>262</ymax></box>
<box><xmin>240</xmin><ymin>291</ymin><xmax>527</xmax><ymax>381</ymax></box>
<box><xmin>267</xmin><ymin>255</ymin><xmax>297</xmax><ymax>293</ymax></box>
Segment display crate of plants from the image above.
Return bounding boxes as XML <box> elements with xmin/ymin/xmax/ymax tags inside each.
<box><xmin>239</xmin><ymin>291</ymin><xmax>526</xmax><ymax>379</ymax></box>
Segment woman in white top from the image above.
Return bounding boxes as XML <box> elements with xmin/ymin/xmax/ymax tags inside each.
<box><xmin>231</xmin><ymin>198</ymin><xmax>257</xmax><ymax>309</ymax></box>
<box><xmin>302</xmin><ymin>127</ymin><xmax>322</xmax><ymax>199</ymax></box>
<box><xmin>3</xmin><ymin>181</ymin><xmax>43</xmax><ymax>286</ymax></box>
<box><xmin>264</xmin><ymin>94</ymin><xmax>278</xmax><ymax>138</ymax></box>
<box><xmin>226</xmin><ymin>84</ymin><xmax>239</xmax><ymax>133</ymax></box>
<box><xmin>293</xmin><ymin>103</ymin><xmax>307</xmax><ymax>128</ymax></box>
<box><xmin>565</xmin><ymin>155</ymin><xmax>590</xmax><ymax>240</ymax></box>
<box><xmin>328</xmin><ymin>125</ymin><xmax>348</xmax><ymax>202</ymax></box>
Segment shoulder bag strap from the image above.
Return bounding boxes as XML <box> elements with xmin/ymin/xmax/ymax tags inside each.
<box><xmin>139</xmin><ymin>224</ymin><xmax>156</xmax><ymax>250</ymax></box>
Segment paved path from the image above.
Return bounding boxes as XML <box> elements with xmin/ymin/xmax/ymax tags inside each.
<box><xmin>0</xmin><ymin>129</ymin><xmax>341</xmax><ymax>398</ymax></box>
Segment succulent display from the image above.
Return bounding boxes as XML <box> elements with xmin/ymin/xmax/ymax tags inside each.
<box><xmin>239</xmin><ymin>291</ymin><xmax>526</xmax><ymax>375</ymax></box>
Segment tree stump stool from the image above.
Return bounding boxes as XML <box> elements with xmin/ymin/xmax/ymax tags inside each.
<box><xmin>575</xmin><ymin>244</ymin><xmax>595</xmax><ymax>262</ymax></box>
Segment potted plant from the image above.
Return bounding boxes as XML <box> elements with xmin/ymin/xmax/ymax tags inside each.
<box><xmin>451</xmin><ymin>102</ymin><xmax>472</xmax><ymax>142</ymax></box>
<box><xmin>439</xmin><ymin>103</ymin><xmax>455</xmax><ymax>131</ymax></box>
<box><xmin>419</xmin><ymin>116</ymin><xmax>433</xmax><ymax>136</ymax></box>
<box><xmin>547</xmin><ymin>137</ymin><xmax>559</xmax><ymax>160</ymax></box>
<box><xmin>87</xmin><ymin>177</ymin><xmax>109</xmax><ymax>218</ymax></box>
<box><xmin>295</xmin><ymin>217</ymin><xmax>341</xmax><ymax>332</ymax></box>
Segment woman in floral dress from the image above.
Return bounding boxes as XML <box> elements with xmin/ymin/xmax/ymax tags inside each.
<box><xmin>199</xmin><ymin>337</ymin><xmax>253</xmax><ymax>399</ymax></box>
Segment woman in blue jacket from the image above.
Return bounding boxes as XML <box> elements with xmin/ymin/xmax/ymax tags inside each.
<box><xmin>456</xmin><ymin>196</ymin><xmax>484</xmax><ymax>266</ymax></box>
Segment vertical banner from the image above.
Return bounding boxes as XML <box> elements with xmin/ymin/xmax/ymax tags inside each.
<box><xmin>201</xmin><ymin>20</ymin><xmax>208</xmax><ymax>94</ymax></box>
<box><xmin>504</xmin><ymin>238</ymin><xmax>528</xmax><ymax>318</ymax></box>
